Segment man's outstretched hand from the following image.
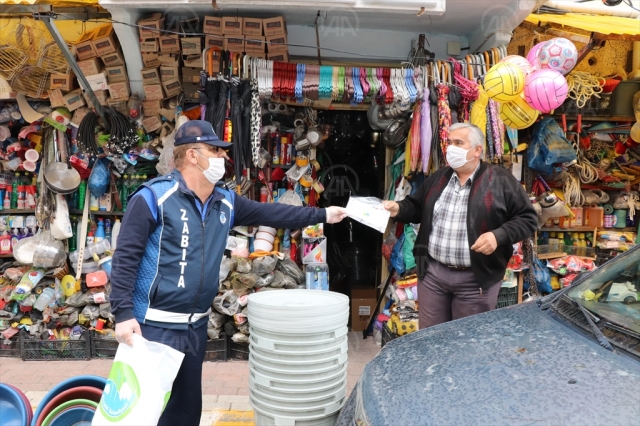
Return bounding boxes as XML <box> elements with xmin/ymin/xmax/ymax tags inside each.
<box><xmin>326</xmin><ymin>206</ymin><xmax>348</xmax><ymax>224</ymax></box>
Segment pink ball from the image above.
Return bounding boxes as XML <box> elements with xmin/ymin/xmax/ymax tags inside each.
<box><xmin>499</xmin><ymin>55</ymin><xmax>534</xmax><ymax>75</ymax></box>
<box><xmin>526</xmin><ymin>42</ymin><xmax>545</xmax><ymax>67</ymax></box>
<box><xmin>538</xmin><ymin>38</ymin><xmax>578</xmax><ymax>75</ymax></box>
<box><xmin>524</xmin><ymin>69</ymin><xmax>568</xmax><ymax>113</ymax></box>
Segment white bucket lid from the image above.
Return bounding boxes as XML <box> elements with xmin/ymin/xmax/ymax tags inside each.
<box><xmin>248</xmin><ymin>289</ymin><xmax>349</xmax><ymax>310</ymax></box>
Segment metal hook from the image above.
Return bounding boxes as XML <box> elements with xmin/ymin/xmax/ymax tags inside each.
<box><xmin>78</xmin><ymin>20</ymin><xmax>86</xmax><ymax>36</ymax></box>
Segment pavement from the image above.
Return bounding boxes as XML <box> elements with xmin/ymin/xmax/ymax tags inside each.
<box><xmin>0</xmin><ymin>331</ymin><xmax>380</xmax><ymax>425</ymax></box>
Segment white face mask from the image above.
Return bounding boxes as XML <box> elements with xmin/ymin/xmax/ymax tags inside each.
<box><xmin>446</xmin><ymin>145</ymin><xmax>473</xmax><ymax>169</ymax></box>
<box><xmin>195</xmin><ymin>150</ymin><xmax>225</xmax><ymax>184</ymax></box>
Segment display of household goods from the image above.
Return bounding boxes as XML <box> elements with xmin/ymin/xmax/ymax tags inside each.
<box><xmin>345</xmin><ymin>197</ymin><xmax>391</xmax><ymax>233</ymax></box>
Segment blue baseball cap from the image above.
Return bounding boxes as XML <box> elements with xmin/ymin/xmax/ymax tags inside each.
<box><xmin>174</xmin><ymin>120</ymin><xmax>232</xmax><ymax>148</ymax></box>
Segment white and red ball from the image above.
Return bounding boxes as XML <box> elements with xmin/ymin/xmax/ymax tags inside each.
<box><xmin>524</xmin><ymin>69</ymin><xmax>568</xmax><ymax>113</ymax></box>
<box><xmin>538</xmin><ymin>38</ymin><xmax>578</xmax><ymax>75</ymax></box>
<box><xmin>499</xmin><ymin>55</ymin><xmax>534</xmax><ymax>76</ymax></box>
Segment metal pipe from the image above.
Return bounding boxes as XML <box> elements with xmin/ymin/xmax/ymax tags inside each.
<box><xmin>35</xmin><ymin>13</ymin><xmax>109</xmax><ymax>128</ymax></box>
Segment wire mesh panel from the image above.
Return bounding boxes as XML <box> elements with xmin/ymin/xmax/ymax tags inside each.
<box><xmin>40</xmin><ymin>42</ymin><xmax>75</xmax><ymax>74</ymax></box>
<box><xmin>0</xmin><ymin>43</ymin><xmax>28</xmax><ymax>81</ymax></box>
<box><xmin>6</xmin><ymin>19</ymin><xmax>52</xmax><ymax>66</ymax></box>
<box><xmin>11</xmin><ymin>65</ymin><xmax>49</xmax><ymax>98</ymax></box>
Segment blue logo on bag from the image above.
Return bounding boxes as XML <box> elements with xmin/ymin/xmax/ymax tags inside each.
<box><xmin>100</xmin><ymin>361</ymin><xmax>140</xmax><ymax>421</ymax></box>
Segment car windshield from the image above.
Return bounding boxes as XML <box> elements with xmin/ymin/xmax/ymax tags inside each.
<box><xmin>567</xmin><ymin>247</ymin><xmax>640</xmax><ymax>334</ymax></box>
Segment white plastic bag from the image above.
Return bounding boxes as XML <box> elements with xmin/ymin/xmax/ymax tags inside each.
<box><xmin>92</xmin><ymin>334</ymin><xmax>184</xmax><ymax>426</ymax></box>
<box><xmin>345</xmin><ymin>196</ymin><xmax>391</xmax><ymax>233</ymax></box>
<box><xmin>51</xmin><ymin>194</ymin><xmax>73</xmax><ymax>240</ymax></box>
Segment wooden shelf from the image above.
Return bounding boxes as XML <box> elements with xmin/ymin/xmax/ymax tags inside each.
<box><xmin>549</xmin><ymin>114</ymin><xmax>634</xmax><ymax>122</ymax></box>
<box><xmin>538</xmin><ymin>252</ymin><xmax>567</xmax><ymax>260</ymax></box>
<box><xmin>0</xmin><ymin>254</ymin><xmax>15</xmax><ymax>258</ymax></box>
<box><xmin>541</xmin><ymin>226</ymin><xmax>636</xmax><ymax>232</ymax></box>
<box><xmin>0</xmin><ymin>209</ymin><xmax>36</xmax><ymax>214</ymax></box>
<box><xmin>69</xmin><ymin>209</ymin><xmax>124</xmax><ymax>216</ymax></box>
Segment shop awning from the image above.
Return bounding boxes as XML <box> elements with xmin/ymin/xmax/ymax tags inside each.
<box><xmin>525</xmin><ymin>13</ymin><xmax>640</xmax><ymax>39</ymax></box>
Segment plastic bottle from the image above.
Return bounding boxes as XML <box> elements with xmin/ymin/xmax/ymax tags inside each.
<box><xmin>16</xmin><ymin>186</ymin><xmax>24</xmax><ymax>210</ymax></box>
<box><xmin>578</xmin><ymin>233</ymin><xmax>587</xmax><ymax>256</ymax></box>
<box><xmin>33</xmin><ymin>288</ymin><xmax>55</xmax><ymax>311</ymax></box>
<box><xmin>121</xmin><ymin>175</ymin><xmax>130</xmax><ymax>211</ymax></box>
<box><xmin>86</xmin><ymin>231</ymin><xmax>94</xmax><ymax>245</ymax></box>
<box><xmin>77</xmin><ymin>180</ymin><xmax>86</xmax><ymax>210</ymax></box>
<box><xmin>69</xmin><ymin>216</ymin><xmax>77</xmax><ymax>252</ymax></box>
<box><xmin>111</xmin><ymin>218</ymin><xmax>121</xmax><ymax>250</ymax></box>
<box><xmin>0</xmin><ymin>185</ymin><xmax>4</xmax><ymax>211</ymax></box>
<box><xmin>272</xmin><ymin>132</ymin><xmax>281</xmax><ymax>165</ymax></box>
<box><xmin>105</xmin><ymin>219</ymin><xmax>112</xmax><ymax>244</ymax></box>
<box><xmin>549</xmin><ymin>232</ymin><xmax>558</xmax><ymax>252</ymax></box>
<box><xmin>90</xmin><ymin>193</ymin><xmax>99</xmax><ymax>211</ymax></box>
<box><xmin>557</xmin><ymin>232</ymin><xmax>564</xmax><ymax>252</ymax></box>
<box><xmin>281</xmin><ymin>136</ymin><xmax>289</xmax><ymax>165</ymax></box>
<box><xmin>11</xmin><ymin>173</ymin><xmax>19</xmax><ymax>209</ymax></box>
<box><xmin>95</xmin><ymin>219</ymin><xmax>105</xmax><ymax>243</ymax></box>
<box><xmin>3</xmin><ymin>187</ymin><xmax>11</xmax><ymax>210</ymax></box>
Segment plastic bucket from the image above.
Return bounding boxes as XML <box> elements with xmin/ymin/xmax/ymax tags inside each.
<box><xmin>250</xmin><ymin>351</ymin><xmax>348</xmax><ymax>372</ymax></box>
<box><xmin>250</xmin><ymin>384</ymin><xmax>346</xmax><ymax>408</ymax></box>
<box><xmin>248</xmin><ymin>290</ymin><xmax>349</xmax><ymax>312</ymax></box>
<box><xmin>253</xmin><ymin>409</ymin><xmax>339</xmax><ymax>426</ymax></box>
<box><xmin>246</xmin><ymin>314</ymin><xmax>349</xmax><ymax>334</ymax></box>
<box><xmin>250</xmin><ymin>325</ymin><xmax>347</xmax><ymax>342</ymax></box>
<box><xmin>249</xmin><ymin>334</ymin><xmax>349</xmax><ymax>355</ymax></box>
<box><xmin>249</xmin><ymin>338</ymin><xmax>349</xmax><ymax>363</ymax></box>
<box><xmin>250</xmin><ymin>394</ymin><xmax>343</xmax><ymax>417</ymax></box>
<box><xmin>250</xmin><ymin>359</ymin><xmax>347</xmax><ymax>381</ymax></box>
<box><xmin>250</xmin><ymin>377</ymin><xmax>347</xmax><ymax>402</ymax></box>
<box><xmin>250</xmin><ymin>364</ymin><xmax>347</xmax><ymax>389</ymax></box>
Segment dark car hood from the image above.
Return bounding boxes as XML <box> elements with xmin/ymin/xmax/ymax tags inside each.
<box><xmin>361</xmin><ymin>303</ymin><xmax>640</xmax><ymax>426</ymax></box>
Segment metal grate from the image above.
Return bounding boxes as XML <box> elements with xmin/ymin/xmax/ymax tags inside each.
<box><xmin>11</xmin><ymin>65</ymin><xmax>49</xmax><ymax>98</ymax></box>
<box><xmin>228</xmin><ymin>339</ymin><xmax>249</xmax><ymax>361</ymax></box>
<box><xmin>20</xmin><ymin>331</ymin><xmax>91</xmax><ymax>361</ymax></box>
<box><xmin>0</xmin><ymin>336</ymin><xmax>20</xmax><ymax>357</ymax></box>
<box><xmin>205</xmin><ymin>333</ymin><xmax>227</xmax><ymax>362</ymax></box>
<box><xmin>91</xmin><ymin>331</ymin><xmax>119</xmax><ymax>359</ymax></box>
<box><xmin>39</xmin><ymin>42</ymin><xmax>75</xmax><ymax>74</ymax></box>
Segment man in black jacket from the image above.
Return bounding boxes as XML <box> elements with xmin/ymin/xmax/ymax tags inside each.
<box><xmin>383</xmin><ymin>123</ymin><xmax>537</xmax><ymax>328</ymax></box>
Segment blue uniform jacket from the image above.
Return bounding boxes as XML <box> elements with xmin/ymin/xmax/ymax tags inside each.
<box><xmin>110</xmin><ymin>169</ymin><xmax>326</xmax><ymax>329</ymax></box>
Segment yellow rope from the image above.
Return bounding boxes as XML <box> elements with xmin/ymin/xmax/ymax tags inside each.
<box><xmin>566</xmin><ymin>72</ymin><xmax>605</xmax><ymax>109</ymax></box>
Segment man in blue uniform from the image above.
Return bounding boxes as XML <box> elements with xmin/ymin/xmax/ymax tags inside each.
<box><xmin>110</xmin><ymin>121</ymin><xmax>347</xmax><ymax>425</ymax></box>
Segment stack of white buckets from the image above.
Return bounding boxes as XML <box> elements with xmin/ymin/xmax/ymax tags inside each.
<box><xmin>247</xmin><ymin>289</ymin><xmax>350</xmax><ymax>426</ymax></box>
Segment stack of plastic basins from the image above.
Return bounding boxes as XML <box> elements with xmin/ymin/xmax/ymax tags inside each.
<box><xmin>247</xmin><ymin>290</ymin><xmax>349</xmax><ymax>426</ymax></box>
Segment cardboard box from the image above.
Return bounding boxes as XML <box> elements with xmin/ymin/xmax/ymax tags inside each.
<box><xmin>244</xmin><ymin>36</ymin><xmax>265</xmax><ymax>53</ymax></box>
<box><xmin>75</xmin><ymin>40</ymin><xmax>97</xmax><ymax>60</ymax></box>
<box><xmin>263</xmin><ymin>16</ymin><xmax>286</xmax><ymax>37</ymax></box>
<box><xmin>101</xmin><ymin>50</ymin><xmax>125</xmax><ymax>67</ymax></box>
<box><xmin>49</xmin><ymin>72</ymin><xmax>75</xmax><ymax>91</ymax></box>
<box><xmin>158</xmin><ymin>54</ymin><xmax>180</xmax><ymax>68</ymax></box>
<box><xmin>181</xmin><ymin>37</ymin><xmax>202</xmax><ymax>56</ymax></box>
<box><xmin>63</xmin><ymin>90</ymin><xmax>86</xmax><ymax>111</ymax></box>
<box><xmin>350</xmin><ymin>287</ymin><xmax>377</xmax><ymax>332</ymax></box>
<box><xmin>140</xmin><ymin>38</ymin><xmax>159</xmax><ymax>53</ymax></box>
<box><xmin>222</xmin><ymin>17</ymin><xmax>243</xmax><ymax>35</ymax></box>
<box><xmin>266</xmin><ymin>34</ymin><xmax>287</xmax><ymax>53</ymax></box>
<box><xmin>77</xmin><ymin>57</ymin><xmax>103</xmax><ymax>76</ymax></box>
<box><xmin>160</xmin><ymin>66</ymin><xmax>180</xmax><ymax>82</ymax></box>
<box><xmin>182</xmin><ymin>82</ymin><xmax>199</xmax><ymax>101</ymax></box>
<box><xmin>142</xmin><ymin>99</ymin><xmax>162</xmax><ymax>116</ymax></box>
<box><xmin>159</xmin><ymin>36</ymin><xmax>181</xmax><ymax>54</ymax></box>
<box><xmin>71</xmin><ymin>107</ymin><xmax>91</xmax><ymax>128</ymax></box>
<box><xmin>267</xmin><ymin>52</ymin><xmax>289</xmax><ymax>63</ymax></box>
<box><xmin>183</xmin><ymin>54</ymin><xmax>202</xmax><ymax>68</ymax></box>
<box><xmin>138</xmin><ymin>13</ymin><xmax>165</xmax><ymax>39</ymax></box>
<box><xmin>224</xmin><ymin>37</ymin><xmax>244</xmax><ymax>52</ymax></box>
<box><xmin>162</xmin><ymin>78</ymin><xmax>182</xmax><ymax>98</ymax></box>
<box><xmin>203</xmin><ymin>16</ymin><xmax>223</xmax><ymax>35</ymax></box>
<box><xmin>92</xmin><ymin>25</ymin><xmax>119</xmax><ymax>56</ymax></box>
<box><xmin>105</xmin><ymin>65</ymin><xmax>127</xmax><ymax>83</ymax></box>
<box><xmin>142</xmin><ymin>115</ymin><xmax>162</xmax><ymax>133</ymax></box>
<box><xmin>204</xmin><ymin>35</ymin><xmax>224</xmax><ymax>50</ymax></box>
<box><xmin>86</xmin><ymin>73</ymin><xmax>109</xmax><ymax>91</ymax></box>
<box><xmin>83</xmin><ymin>89</ymin><xmax>108</xmax><ymax>108</ymax></box>
<box><xmin>181</xmin><ymin>67</ymin><xmax>200</xmax><ymax>84</ymax></box>
<box><xmin>180</xmin><ymin>17</ymin><xmax>201</xmax><ymax>35</ymax></box>
<box><xmin>48</xmin><ymin>89</ymin><xmax>66</xmax><ymax>108</ymax></box>
<box><xmin>141</xmin><ymin>52</ymin><xmax>161</xmax><ymax>68</ymax></box>
<box><xmin>108</xmin><ymin>81</ymin><xmax>130</xmax><ymax>100</ymax></box>
<box><xmin>242</xmin><ymin>17</ymin><xmax>263</xmax><ymax>36</ymax></box>
<box><xmin>141</xmin><ymin>67</ymin><xmax>161</xmax><ymax>85</ymax></box>
<box><xmin>106</xmin><ymin>97</ymin><xmax>128</xmax><ymax>115</ymax></box>
<box><xmin>143</xmin><ymin>84</ymin><xmax>165</xmax><ymax>101</ymax></box>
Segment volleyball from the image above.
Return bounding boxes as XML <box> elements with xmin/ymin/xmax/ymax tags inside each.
<box><xmin>538</xmin><ymin>38</ymin><xmax>578</xmax><ymax>75</ymax></box>
<box><xmin>482</xmin><ymin>62</ymin><xmax>524</xmax><ymax>102</ymax></box>
<box><xmin>524</xmin><ymin>69</ymin><xmax>568</xmax><ymax>113</ymax></box>
<box><xmin>499</xmin><ymin>55</ymin><xmax>534</xmax><ymax>75</ymax></box>
<box><xmin>526</xmin><ymin>42</ymin><xmax>545</xmax><ymax>67</ymax></box>
<box><xmin>500</xmin><ymin>95</ymin><xmax>539</xmax><ymax>129</ymax></box>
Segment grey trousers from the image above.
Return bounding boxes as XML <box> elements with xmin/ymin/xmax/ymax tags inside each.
<box><xmin>419</xmin><ymin>258</ymin><xmax>502</xmax><ymax>329</ymax></box>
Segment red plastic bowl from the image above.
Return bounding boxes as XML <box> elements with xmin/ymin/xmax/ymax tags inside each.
<box><xmin>35</xmin><ymin>386</ymin><xmax>102</xmax><ymax>426</ymax></box>
<box><xmin>6</xmin><ymin>384</ymin><xmax>33</xmax><ymax>425</ymax></box>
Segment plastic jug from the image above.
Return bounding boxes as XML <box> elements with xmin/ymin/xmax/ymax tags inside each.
<box><xmin>33</xmin><ymin>287</ymin><xmax>55</xmax><ymax>311</ymax></box>
<box><xmin>570</xmin><ymin>207</ymin><xmax>583</xmax><ymax>228</ymax></box>
<box><xmin>60</xmin><ymin>275</ymin><xmax>77</xmax><ymax>297</ymax></box>
<box><xmin>583</xmin><ymin>206</ymin><xmax>603</xmax><ymax>228</ymax></box>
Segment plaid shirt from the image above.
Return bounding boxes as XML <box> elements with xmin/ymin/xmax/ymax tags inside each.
<box><xmin>428</xmin><ymin>164</ymin><xmax>480</xmax><ymax>267</ymax></box>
